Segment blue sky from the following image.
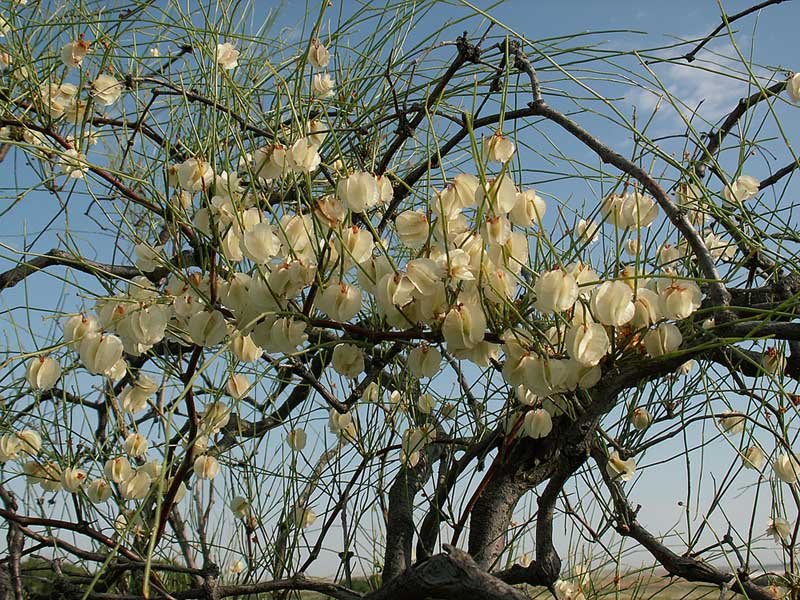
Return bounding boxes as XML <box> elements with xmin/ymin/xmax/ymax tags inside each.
<box><xmin>1</xmin><ymin>0</ymin><xmax>799</xmax><ymax>581</ymax></box>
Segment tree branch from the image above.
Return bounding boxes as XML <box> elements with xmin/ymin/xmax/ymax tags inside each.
<box><xmin>592</xmin><ymin>447</ymin><xmax>777</xmax><ymax>600</ymax></box>
<box><xmin>664</xmin><ymin>0</ymin><xmax>790</xmax><ymax>64</ymax></box>
<box><xmin>0</xmin><ymin>248</ymin><xmax>197</xmax><ymax>293</ymax></box>
<box><xmin>383</xmin><ymin>443</ymin><xmax>444</xmax><ymax>582</ymax></box>
<box><xmin>365</xmin><ymin>545</ymin><xmax>530</xmax><ymax>600</ymax></box>
<box><xmin>693</xmin><ymin>80</ymin><xmax>787</xmax><ymax>177</ymax></box>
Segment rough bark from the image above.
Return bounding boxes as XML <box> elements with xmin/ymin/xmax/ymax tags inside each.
<box><xmin>368</xmin><ymin>546</ymin><xmax>530</xmax><ymax>600</ymax></box>
<box><xmin>382</xmin><ymin>444</ymin><xmax>443</xmax><ymax>582</ymax></box>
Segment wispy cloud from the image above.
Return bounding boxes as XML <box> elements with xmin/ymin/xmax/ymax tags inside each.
<box><xmin>624</xmin><ymin>40</ymin><xmax>776</xmax><ymax>132</ymax></box>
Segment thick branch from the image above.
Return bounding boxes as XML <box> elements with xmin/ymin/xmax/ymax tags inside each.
<box><xmin>0</xmin><ymin>487</ymin><xmax>23</xmax><ymax>600</ymax></box>
<box><xmin>466</xmin><ymin>468</ymin><xmax>529</xmax><ymax>569</ymax></box>
<box><xmin>0</xmin><ymin>248</ymin><xmax>197</xmax><ymax>293</ymax></box>
<box><xmin>528</xmin><ymin>101</ymin><xmax>728</xmax><ymax>307</ymax></box>
<box><xmin>170</xmin><ymin>573</ymin><xmax>361</xmax><ymax>600</ymax></box>
<box><xmin>366</xmin><ymin>545</ymin><xmax>529</xmax><ymax>600</ymax></box>
<box><xmin>717</xmin><ymin>320</ymin><xmax>800</xmax><ymax>341</ymax></box>
<box><xmin>592</xmin><ymin>447</ymin><xmax>777</xmax><ymax>600</ymax></box>
<box><xmin>383</xmin><ymin>444</ymin><xmax>443</xmax><ymax>582</ymax></box>
<box><xmin>417</xmin><ymin>430</ymin><xmax>499</xmax><ymax>559</ymax></box>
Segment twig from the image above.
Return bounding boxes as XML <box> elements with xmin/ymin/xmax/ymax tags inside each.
<box><xmin>693</xmin><ymin>80</ymin><xmax>787</xmax><ymax>177</ymax></box>
<box><xmin>273</xmin><ymin>445</ymin><xmax>340</xmax><ymax>579</ymax></box>
<box><xmin>759</xmin><ymin>157</ymin><xmax>800</xmax><ymax>190</ymax></box>
<box><xmin>497</xmin><ymin>39</ymin><xmax>543</xmax><ymax>104</ymax></box>
<box><xmin>154</xmin><ymin>345</ymin><xmax>204</xmax><ymax>545</ymax></box>
<box><xmin>0</xmin><ymin>507</ymin><xmax>172</xmax><ymax>597</ymax></box>
<box><xmin>375</xmin><ymin>33</ymin><xmax>476</xmax><ymax>179</ymax></box>
<box><xmin>167</xmin><ymin>508</ymin><xmax>203</xmax><ymax>585</ymax></box>
<box><xmin>653</xmin><ymin>0</ymin><xmax>791</xmax><ymax>64</ymax></box>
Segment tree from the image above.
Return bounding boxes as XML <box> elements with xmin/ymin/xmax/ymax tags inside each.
<box><xmin>0</xmin><ymin>0</ymin><xmax>798</xmax><ymax>598</ymax></box>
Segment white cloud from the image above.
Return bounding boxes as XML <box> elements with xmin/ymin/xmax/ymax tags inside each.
<box><xmin>624</xmin><ymin>41</ymin><xmax>774</xmax><ymax>132</ymax></box>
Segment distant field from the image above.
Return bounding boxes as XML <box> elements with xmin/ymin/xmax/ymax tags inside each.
<box><xmin>296</xmin><ymin>573</ymin><xmax>780</xmax><ymax>599</ymax></box>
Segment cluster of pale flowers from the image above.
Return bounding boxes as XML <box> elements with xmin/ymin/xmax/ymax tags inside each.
<box><xmin>15</xmin><ymin>297</ymin><xmax>243</xmax><ymax>527</ymax></box>
<box><xmin>0</xmin><ymin>35</ymin><xmax>117</xmax><ymax>169</ymax></box>
<box><xmin>17</xmin><ymin>343</ymin><xmax>234</xmax><ymax>505</ymax></box>
<box><xmin>10</xmin><ymin>25</ymin><xmax>799</xmax><ymax>543</ymax></box>
<box><xmin>5</xmin><ymin>34</ymin><xmax>338</xmax><ymax>183</ymax></box>
<box><xmin>215</xmin><ymin>37</ymin><xmax>334</xmax><ymax>98</ymax></box>
<box><xmin>36</xmin><ymin>38</ymin><xmax>125</xmax><ymax>175</ymax></box>
<box><xmin>19</xmin><ymin>118</ymin><xmax>780</xmax><ymax>514</ymax></box>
